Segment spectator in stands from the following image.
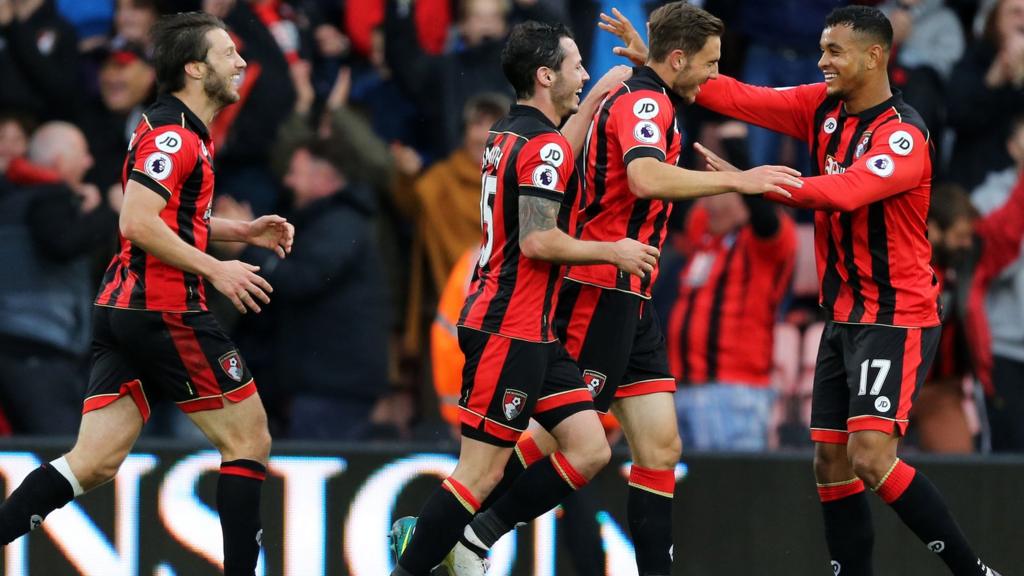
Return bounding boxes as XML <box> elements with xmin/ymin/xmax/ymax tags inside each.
<box><xmin>399</xmin><ymin>92</ymin><xmax>509</xmax><ymax>366</ymax></box>
<box><xmin>0</xmin><ymin>112</ymin><xmax>30</xmax><ymax>176</ymax></box>
<box><xmin>385</xmin><ymin>0</ymin><xmax>563</xmax><ymax>156</ymax></box>
<box><xmin>221</xmin><ymin>141</ymin><xmax>390</xmax><ymax>440</ymax></box>
<box><xmin>735</xmin><ymin>0</ymin><xmax>838</xmax><ymax>172</ymax></box>
<box><xmin>0</xmin><ymin>122</ymin><xmax>117</xmax><ymax>435</ymax></box>
<box><xmin>881</xmin><ymin>0</ymin><xmax>964</xmax><ymax>165</ymax></box>
<box><xmin>668</xmin><ymin>131</ymin><xmax>797</xmax><ymax>451</ymax></box>
<box><xmin>112</xmin><ymin>0</ymin><xmax>158</xmax><ymax>48</ymax></box>
<box><xmin>0</xmin><ymin>0</ymin><xmax>82</xmax><ymax>122</ymax></box>
<box><xmin>80</xmin><ymin>41</ymin><xmax>155</xmax><ymax>193</ymax></box>
<box><xmin>918</xmin><ymin>183</ymin><xmax>977</xmax><ymax>453</ymax></box>
<box><xmin>966</xmin><ymin>114</ymin><xmax>1024</xmax><ymax>452</ymax></box>
<box><xmin>947</xmin><ymin>0</ymin><xmax>1024</xmax><ymax>190</ymax></box>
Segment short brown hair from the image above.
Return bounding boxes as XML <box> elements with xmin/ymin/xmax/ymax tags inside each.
<box><xmin>151</xmin><ymin>12</ymin><xmax>227</xmax><ymax>94</ymax></box>
<box><xmin>648</xmin><ymin>1</ymin><xmax>724</xmax><ymax>62</ymax></box>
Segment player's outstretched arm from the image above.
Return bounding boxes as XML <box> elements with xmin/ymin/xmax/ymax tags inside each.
<box><xmin>518</xmin><ymin>195</ymin><xmax>659</xmax><ymax>277</ymax></box>
<box><xmin>562</xmin><ymin>65</ymin><xmax>632</xmax><ymax>157</ymax></box>
<box><xmin>626</xmin><ymin>155</ymin><xmax>800</xmax><ymax>201</ymax></box>
<box><xmin>120</xmin><ymin>181</ymin><xmax>274</xmax><ymax>314</ymax></box>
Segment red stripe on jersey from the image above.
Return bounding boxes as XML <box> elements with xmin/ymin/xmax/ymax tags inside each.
<box><xmin>696</xmin><ymin>76</ymin><xmax>939</xmax><ymax>327</ymax></box>
<box><xmin>161</xmin><ymin>313</ymin><xmax>221</xmax><ymax>398</ymax></box>
<box><xmin>670</xmin><ymin>211</ymin><xmax>796</xmax><ymax>385</ymax></box>
<box><xmin>459</xmin><ymin>105</ymin><xmax>578</xmax><ymax>342</ymax></box>
<box><xmin>568</xmin><ymin>67</ymin><xmax>682</xmax><ymax>298</ymax></box>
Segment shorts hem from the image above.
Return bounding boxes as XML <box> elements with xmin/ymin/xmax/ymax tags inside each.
<box><xmin>82</xmin><ymin>379</ymin><xmax>151</xmax><ymax>422</ymax></box>
<box><xmin>847</xmin><ymin>415</ymin><xmax>908</xmax><ymax>436</ymax></box>
<box><xmin>810</xmin><ymin>428</ymin><xmax>848</xmax><ymax>444</ymax></box>
<box><xmin>458</xmin><ymin>407</ymin><xmax>523</xmax><ymax>444</ymax></box>
<box><xmin>176</xmin><ymin>379</ymin><xmax>257</xmax><ymax>413</ymax></box>
<box><xmin>615</xmin><ymin>378</ymin><xmax>676</xmax><ymax>399</ymax></box>
<box><xmin>535</xmin><ymin>389</ymin><xmax>592</xmax><ymax>413</ymax></box>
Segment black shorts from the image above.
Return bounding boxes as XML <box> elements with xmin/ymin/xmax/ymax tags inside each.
<box><xmin>457</xmin><ymin>327</ymin><xmax>594</xmax><ymax>447</ymax></box>
<box><xmin>85</xmin><ymin>306</ymin><xmax>256</xmax><ymax>421</ymax></box>
<box><xmin>810</xmin><ymin>321</ymin><xmax>940</xmax><ymax>443</ymax></box>
<box><xmin>555</xmin><ymin>281</ymin><xmax>675</xmax><ymax>413</ymax></box>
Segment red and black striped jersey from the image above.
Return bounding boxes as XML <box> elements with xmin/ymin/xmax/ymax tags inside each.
<box><xmin>96</xmin><ymin>95</ymin><xmax>216</xmax><ymax>312</ymax></box>
<box><xmin>697</xmin><ymin>75</ymin><xmax>941</xmax><ymax>327</ymax></box>
<box><xmin>458</xmin><ymin>105</ymin><xmax>579</xmax><ymax>342</ymax></box>
<box><xmin>567</xmin><ymin>66</ymin><xmax>683</xmax><ymax>298</ymax></box>
<box><xmin>668</xmin><ymin>206</ymin><xmax>797</xmax><ymax>386</ymax></box>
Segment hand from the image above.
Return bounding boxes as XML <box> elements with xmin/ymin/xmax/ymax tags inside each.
<box><xmin>599</xmin><ymin>8</ymin><xmax>649</xmax><ymax>66</ymax></box>
<box><xmin>695</xmin><ymin>142</ymin><xmax>801</xmax><ymax>197</ymax></box>
<box><xmin>390</xmin><ymin>142</ymin><xmax>423</xmax><ymax>177</ymax></box>
<box><xmin>247</xmin><ymin>214</ymin><xmax>295</xmax><ymax>258</ymax></box>
<box><xmin>208</xmin><ymin>259</ymin><xmax>273</xmax><ymax>314</ymax></box>
<box><xmin>214</xmin><ymin>194</ymin><xmax>254</xmax><ymax>222</ymax></box>
<box><xmin>289</xmin><ymin>60</ymin><xmax>315</xmax><ymax>115</ymax></box>
<box><xmin>314</xmin><ymin>24</ymin><xmax>350</xmax><ymax>58</ymax></box>
<box><xmin>694</xmin><ymin>141</ymin><xmax>740</xmax><ymax>172</ymax></box>
<box><xmin>588</xmin><ymin>64</ymin><xmax>632</xmax><ymax>99</ymax></box>
<box><xmin>611</xmin><ymin>238</ymin><xmax>660</xmax><ymax>278</ymax></box>
<box><xmin>325</xmin><ymin>66</ymin><xmax>352</xmax><ymax>111</ymax></box>
<box><xmin>73</xmin><ymin>183</ymin><xmax>102</xmax><ymax>213</ymax></box>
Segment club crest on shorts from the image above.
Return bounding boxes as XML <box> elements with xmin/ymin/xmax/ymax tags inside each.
<box><xmin>219</xmin><ymin>351</ymin><xmax>244</xmax><ymax>382</ymax></box>
<box><xmin>582</xmin><ymin>370</ymin><xmax>607</xmax><ymax>397</ymax></box>
<box><xmin>502</xmin><ymin>389</ymin><xmax>527</xmax><ymax>421</ymax></box>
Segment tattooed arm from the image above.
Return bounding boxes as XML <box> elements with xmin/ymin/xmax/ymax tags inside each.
<box><xmin>518</xmin><ymin>195</ymin><xmax>659</xmax><ymax>277</ymax></box>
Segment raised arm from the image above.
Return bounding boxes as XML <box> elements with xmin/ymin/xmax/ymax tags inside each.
<box><xmin>695</xmin><ymin>75</ymin><xmax>826</xmax><ymax>143</ymax></box>
<box><xmin>562</xmin><ymin>65</ymin><xmax>632</xmax><ymax>157</ymax></box>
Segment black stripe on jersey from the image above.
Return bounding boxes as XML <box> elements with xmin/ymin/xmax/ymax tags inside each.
<box><xmin>128</xmin><ymin>171</ymin><xmax>173</xmax><ymax>200</ymax></box>
<box><xmin>819</xmin><ymin>107</ymin><xmax>848</xmax><ymax>311</ymax></box>
<box><xmin>553</xmin><ymin>278</ymin><xmax>582</xmax><ymax>343</ymax></box>
<box><xmin>640</xmin><ymin>201</ymin><xmax>670</xmax><ymax>295</ymax></box>
<box><xmin>582</xmin><ymin>89</ymin><xmax>629</xmax><ymax>228</ymax></box>
<box><xmin>837</xmin><ymin>117</ymin><xmax>877</xmax><ymax>322</ymax></box>
<box><xmin>678</xmin><ymin>288</ymin><xmax>699</xmax><ymax>384</ymax></box>
<box><xmin>864</xmin><ymin>115</ymin><xmax>901</xmax><ymax>324</ymax></box>
<box><xmin>810</xmin><ymin>97</ymin><xmax>840</xmax><ymax>177</ymax></box>
<box><xmin>706</xmin><ymin>240</ymin><xmax>739</xmax><ymax>382</ymax></box>
<box><xmin>619</xmin><ymin>197</ymin><xmax>652</xmax><ymax>291</ymax></box>
<box><xmin>127</xmin><ymin>245</ymin><xmax>148</xmax><ymax>308</ymax></box>
<box><xmin>481</xmin><ymin>137</ymin><xmax>529</xmax><ymax>333</ymax></box>
<box><xmin>459</xmin><ymin>133</ymin><xmax>507</xmax><ymax>326</ymax></box>
<box><xmin>177</xmin><ymin>156</ymin><xmax>204</xmax><ymax>311</ymax></box>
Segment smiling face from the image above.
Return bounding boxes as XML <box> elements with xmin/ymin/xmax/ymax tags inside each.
<box><xmin>818</xmin><ymin>24</ymin><xmax>875</xmax><ymax>99</ymax></box>
<box><xmin>669</xmin><ymin>35</ymin><xmax>721</xmax><ymax>103</ymax></box>
<box><xmin>549</xmin><ymin>36</ymin><xmax>589</xmax><ymax>120</ymax></box>
<box><xmin>200</xmin><ymin>28</ymin><xmax>246</xmax><ymax>107</ymax></box>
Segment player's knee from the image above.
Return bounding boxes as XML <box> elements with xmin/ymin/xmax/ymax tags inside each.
<box><xmin>564</xmin><ymin>438</ymin><xmax>611</xmax><ymax>480</ymax></box>
<box><xmin>813</xmin><ymin>444</ymin><xmax>851</xmax><ymax>482</ymax></box>
<box><xmin>848</xmin><ymin>447</ymin><xmax>890</xmax><ymax>487</ymax></box>
<box><xmin>218</xmin><ymin>424</ymin><xmax>272</xmax><ymax>464</ymax></box>
<box><xmin>635</xmin><ymin>429</ymin><xmax>682</xmax><ymax>469</ymax></box>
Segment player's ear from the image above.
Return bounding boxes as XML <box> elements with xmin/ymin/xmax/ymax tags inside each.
<box><xmin>184</xmin><ymin>61</ymin><xmax>205</xmax><ymax>81</ymax></box>
<box><xmin>866</xmin><ymin>43</ymin><xmax>885</xmax><ymax>70</ymax></box>
<box><xmin>536</xmin><ymin>66</ymin><xmax>554</xmax><ymax>89</ymax></box>
<box><xmin>670</xmin><ymin>49</ymin><xmax>686</xmax><ymax>71</ymax></box>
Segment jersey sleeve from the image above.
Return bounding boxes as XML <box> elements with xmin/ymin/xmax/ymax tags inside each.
<box><xmin>696</xmin><ymin>75</ymin><xmax>827</xmax><ymax>142</ymax></box>
<box><xmin>769</xmin><ymin>122</ymin><xmax>929</xmax><ymax>212</ymax></box>
<box><xmin>516</xmin><ymin>133</ymin><xmax>575</xmax><ymax>202</ymax></box>
<box><xmin>127</xmin><ymin>126</ymin><xmax>200</xmax><ymax>201</ymax></box>
<box><xmin>611</xmin><ymin>91</ymin><xmax>675</xmax><ymax>166</ymax></box>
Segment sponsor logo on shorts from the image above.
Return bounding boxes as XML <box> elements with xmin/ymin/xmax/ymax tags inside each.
<box><xmin>219</xmin><ymin>351</ymin><xmax>244</xmax><ymax>382</ymax></box>
<box><xmin>831</xmin><ymin>560</ymin><xmax>841</xmax><ymax>575</ymax></box>
<box><xmin>582</xmin><ymin>370</ymin><xmax>607</xmax><ymax>398</ymax></box>
<box><xmin>30</xmin><ymin>514</ymin><xmax>43</xmax><ymax>531</ymax></box>
<box><xmin>874</xmin><ymin>396</ymin><xmax>892</xmax><ymax>413</ymax></box>
<box><xmin>928</xmin><ymin>540</ymin><xmax>945</xmax><ymax>553</ymax></box>
<box><xmin>502</xmin><ymin>389</ymin><xmax>527</xmax><ymax>421</ymax></box>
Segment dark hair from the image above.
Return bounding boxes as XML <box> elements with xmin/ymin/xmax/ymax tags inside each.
<box><xmin>824</xmin><ymin>5</ymin><xmax>893</xmax><ymax>50</ymax></box>
<box><xmin>501</xmin><ymin>21</ymin><xmax>574</xmax><ymax>100</ymax></box>
<box><xmin>648</xmin><ymin>1</ymin><xmax>724</xmax><ymax>62</ymax></box>
<box><xmin>929</xmin><ymin>182</ymin><xmax>977</xmax><ymax>229</ymax></box>
<box><xmin>463</xmin><ymin>92</ymin><xmax>511</xmax><ymax>125</ymax></box>
<box><xmin>0</xmin><ymin>109</ymin><xmax>36</xmax><ymax>137</ymax></box>
<box><xmin>151</xmin><ymin>12</ymin><xmax>227</xmax><ymax>94</ymax></box>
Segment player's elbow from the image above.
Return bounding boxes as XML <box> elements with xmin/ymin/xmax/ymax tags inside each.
<box><xmin>519</xmin><ymin>232</ymin><xmax>549</xmax><ymax>261</ymax></box>
<box><xmin>119</xmin><ymin>211</ymin><xmax>142</xmax><ymax>242</ymax></box>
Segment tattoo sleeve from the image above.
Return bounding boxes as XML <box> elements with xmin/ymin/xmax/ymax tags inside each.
<box><xmin>519</xmin><ymin>195</ymin><xmax>560</xmax><ymax>238</ymax></box>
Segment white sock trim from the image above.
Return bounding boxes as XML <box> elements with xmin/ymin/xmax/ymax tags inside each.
<box><xmin>50</xmin><ymin>456</ymin><xmax>84</xmax><ymax>497</ymax></box>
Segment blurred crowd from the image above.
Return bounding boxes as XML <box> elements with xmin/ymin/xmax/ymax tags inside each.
<box><xmin>0</xmin><ymin>0</ymin><xmax>1021</xmax><ymax>453</ymax></box>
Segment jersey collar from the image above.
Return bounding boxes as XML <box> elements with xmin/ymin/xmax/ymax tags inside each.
<box><xmin>156</xmin><ymin>94</ymin><xmax>212</xmax><ymax>140</ymax></box>
<box><xmin>633</xmin><ymin>66</ymin><xmax>686</xmax><ymax>107</ymax></box>
<box><xmin>840</xmin><ymin>90</ymin><xmax>904</xmax><ymax>123</ymax></box>
<box><xmin>509</xmin><ymin>104</ymin><xmax>559</xmax><ymax>130</ymax></box>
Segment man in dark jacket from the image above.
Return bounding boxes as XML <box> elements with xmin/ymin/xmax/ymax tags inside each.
<box><xmin>222</xmin><ymin>141</ymin><xmax>390</xmax><ymax>440</ymax></box>
<box><xmin>0</xmin><ymin>122</ymin><xmax>117</xmax><ymax>435</ymax></box>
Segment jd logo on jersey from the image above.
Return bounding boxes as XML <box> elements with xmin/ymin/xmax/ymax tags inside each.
<box><xmin>219</xmin><ymin>351</ymin><xmax>244</xmax><ymax>382</ymax></box>
<box><xmin>503</xmin><ymin>389</ymin><xmax>527</xmax><ymax>421</ymax></box>
<box><xmin>583</xmin><ymin>370</ymin><xmax>606</xmax><ymax>397</ymax></box>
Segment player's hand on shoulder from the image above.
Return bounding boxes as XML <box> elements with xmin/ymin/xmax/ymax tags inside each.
<box><xmin>590</xmin><ymin>65</ymin><xmax>632</xmax><ymax>99</ymax></box>
<box><xmin>611</xmin><ymin>238</ymin><xmax>660</xmax><ymax>278</ymax></box>
<box><xmin>737</xmin><ymin>165</ymin><xmax>803</xmax><ymax>198</ymax></box>
<box><xmin>208</xmin><ymin>259</ymin><xmax>274</xmax><ymax>314</ymax></box>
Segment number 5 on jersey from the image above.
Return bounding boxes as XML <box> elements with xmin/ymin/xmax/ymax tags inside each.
<box><xmin>479</xmin><ymin>174</ymin><xmax>498</xmax><ymax>266</ymax></box>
